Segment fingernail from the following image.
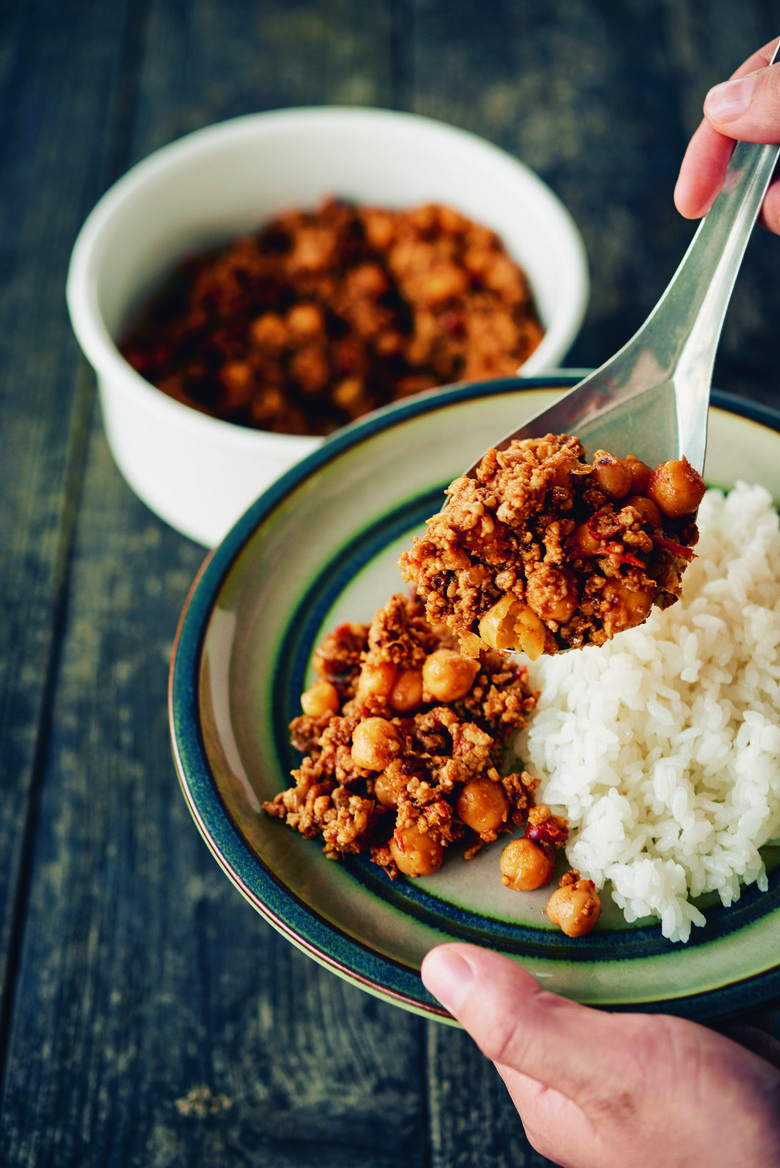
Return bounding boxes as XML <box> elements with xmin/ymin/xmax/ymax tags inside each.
<box><xmin>421</xmin><ymin>948</ymin><xmax>474</xmax><ymax>1014</ymax></box>
<box><xmin>704</xmin><ymin>74</ymin><xmax>757</xmax><ymax>121</ymax></box>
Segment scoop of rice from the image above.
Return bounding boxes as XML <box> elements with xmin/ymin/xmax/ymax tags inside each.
<box><xmin>519</xmin><ymin>481</ymin><xmax>780</xmax><ymax>942</ymax></box>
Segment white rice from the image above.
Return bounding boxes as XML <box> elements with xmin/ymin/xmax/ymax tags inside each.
<box><xmin>518</xmin><ymin>481</ymin><xmax>780</xmax><ymax>942</ymax></box>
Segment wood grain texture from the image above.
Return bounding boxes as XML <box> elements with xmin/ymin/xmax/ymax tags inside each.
<box><xmin>426</xmin><ymin>1025</ymin><xmax>554</xmax><ymax>1168</ymax></box>
<box><xmin>0</xmin><ymin>0</ymin><xmax>139</xmax><ymax>1054</ymax></box>
<box><xmin>1</xmin><ymin>0</ymin><xmax>779</xmax><ymax>1165</ymax></box>
<box><xmin>130</xmin><ymin>0</ymin><xmax>397</xmax><ymax>157</ymax></box>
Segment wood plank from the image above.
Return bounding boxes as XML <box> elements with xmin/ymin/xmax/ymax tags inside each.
<box><xmin>130</xmin><ymin>0</ymin><xmax>397</xmax><ymax>158</ymax></box>
<box><xmin>0</xmin><ymin>0</ymin><xmax>141</xmax><ymax>1052</ymax></box>
<box><xmin>426</xmin><ymin>1025</ymin><xmax>552</xmax><ymax>1168</ymax></box>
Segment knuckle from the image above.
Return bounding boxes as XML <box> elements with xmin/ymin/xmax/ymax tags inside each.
<box><xmin>475</xmin><ymin>1012</ymin><xmax>526</xmax><ymax>1068</ymax></box>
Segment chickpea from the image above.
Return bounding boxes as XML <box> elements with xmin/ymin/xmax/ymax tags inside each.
<box><xmin>287</xmin><ymin>302</ymin><xmax>325</xmax><ymax>337</ymax></box>
<box><xmin>389</xmin><ymin>668</ymin><xmax>423</xmax><ymax>712</ymax></box>
<box><xmin>219</xmin><ymin>360</ymin><xmax>254</xmax><ymax>408</ymax></box>
<box><xmin>623</xmin><ymin>455</ymin><xmax>652</xmax><ymax>494</ymax></box>
<box><xmin>362</xmin><ymin>208</ymin><xmax>395</xmax><ymax>250</ymax></box>
<box><xmin>511</xmin><ymin>602</ymin><xmax>547</xmax><ymax>661</ymax></box>
<box><xmin>591</xmin><ymin>452</ymin><xmax>633</xmax><ymax>498</ymax></box>
<box><xmin>602</xmin><ymin>580</ymin><xmax>653</xmax><ymax>636</ymax></box>
<box><xmin>249</xmin><ymin>312</ymin><xmax>286</xmax><ymax>352</ymax></box>
<box><xmin>525</xmin><ymin>565</ymin><xmax>578</xmax><ymax>625</ymax></box>
<box><xmin>568</xmin><ymin>520</ymin><xmax>602</xmax><ymax>557</ymax></box>
<box><xmin>546</xmin><ymin>874</ymin><xmax>601</xmax><ymax>937</ymax></box>
<box><xmin>333</xmin><ymin>376</ymin><xmax>369</xmax><ymax>416</ymax></box>
<box><xmin>625</xmin><ymin>494</ymin><xmax>662</xmax><ymax>527</ymax></box>
<box><xmin>300</xmin><ymin>680</ymin><xmax>340</xmax><ymax>718</ymax></box>
<box><xmin>422</xmin><ymin>648</ymin><xmax>479</xmax><ymax>702</ymax></box>
<box><xmin>290</xmin><ymin>346</ymin><xmax>329</xmax><ymax>395</ymax></box>
<box><xmin>500</xmin><ymin>837</ymin><xmax>556</xmax><ymax>891</ymax></box>
<box><xmin>351</xmin><ymin>717</ymin><xmax>401</xmax><ymax>770</ymax></box>
<box><xmin>646</xmin><ymin>457</ymin><xmax>706</xmax><ymax>519</ymax></box>
<box><xmin>417</xmin><ymin>262</ymin><xmax>469</xmax><ymax>306</ymax></box>
<box><xmin>374</xmin><ymin>762</ymin><xmax>408</xmax><ymax>808</ymax></box>
<box><xmin>478</xmin><ymin>595</ymin><xmax>520</xmax><ymax>652</ymax></box>
<box><xmin>458</xmin><ymin>631</ymin><xmax>483</xmax><ymax>659</ymax></box>
<box><xmin>347</xmin><ymin>262</ymin><xmax>389</xmax><ymax>297</ymax></box>
<box><xmin>356</xmin><ymin>660</ymin><xmax>397</xmax><ymax>702</ymax></box>
<box><xmin>456</xmin><ymin>776</ymin><xmax>511</xmax><ymax>834</ymax></box>
<box><xmin>390</xmin><ymin>825</ymin><xmax>444</xmax><ymax>877</ymax></box>
<box><xmin>479</xmin><ymin>596</ymin><xmax>547</xmax><ymax>660</ymax></box>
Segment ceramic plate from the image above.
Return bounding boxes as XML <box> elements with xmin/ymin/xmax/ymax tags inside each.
<box><xmin>170</xmin><ymin>375</ymin><xmax>780</xmax><ymax>1023</ymax></box>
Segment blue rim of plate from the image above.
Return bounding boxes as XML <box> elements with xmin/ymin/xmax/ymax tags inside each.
<box><xmin>169</xmin><ymin>376</ymin><xmax>780</xmax><ymax>1022</ymax></box>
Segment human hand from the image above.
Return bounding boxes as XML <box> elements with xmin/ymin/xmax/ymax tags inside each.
<box><xmin>421</xmin><ymin>942</ymin><xmax>780</xmax><ymax>1168</ymax></box>
<box><xmin>674</xmin><ymin>38</ymin><xmax>780</xmax><ymax>233</ymax></box>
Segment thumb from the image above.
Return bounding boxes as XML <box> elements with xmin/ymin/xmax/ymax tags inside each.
<box><xmin>420</xmin><ymin>942</ymin><xmax>630</xmax><ymax>1096</ymax></box>
<box><xmin>703</xmin><ymin>61</ymin><xmax>780</xmax><ymax>142</ymax></box>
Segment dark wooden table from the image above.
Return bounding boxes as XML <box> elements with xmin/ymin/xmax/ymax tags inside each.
<box><xmin>2</xmin><ymin>2</ymin><xmax>779</xmax><ymax>1164</ymax></box>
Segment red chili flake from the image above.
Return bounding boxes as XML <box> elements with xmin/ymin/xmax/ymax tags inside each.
<box><xmin>587</xmin><ymin>509</ymin><xmax>622</xmax><ymax>540</ymax></box>
<box><xmin>618</xmin><ymin>551</ymin><xmax>646</xmax><ymax>569</ymax></box>
<box><xmin>650</xmin><ymin>533</ymin><xmax>696</xmax><ymax>561</ymax></box>
<box><xmin>440</xmin><ymin>310</ymin><xmax>465</xmax><ymax>335</ymax></box>
<box><xmin>526</xmin><ymin>818</ymin><xmax>569</xmax><ymax>847</ymax></box>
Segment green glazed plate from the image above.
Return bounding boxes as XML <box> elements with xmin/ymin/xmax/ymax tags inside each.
<box><xmin>169</xmin><ymin>376</ymin><xmax>780</xmax><ymax>1022</ymax></box>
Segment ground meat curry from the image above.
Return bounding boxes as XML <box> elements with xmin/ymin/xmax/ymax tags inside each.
<box><xmin>399</xmin><ymin>434</ymin><xmax>706</xmax><ymax>659</ymax></box>
<box><xmin>263</xmin><ymin>592</ymin><xmax>542</xmax><ymax>878</ymax></box>
<box><xmin>120</xmin><ymin>198</ymin><xmax>543</xmax><ymax>436</ymax></box>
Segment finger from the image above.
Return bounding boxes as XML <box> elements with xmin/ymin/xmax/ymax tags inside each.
<box><xmin>674</xmin><ymin>38</ymin><xmax>780</xmax><ymax>220</ymax></box>
<box><xmin>421</xmin><ymin>943</ymin><xmax>638</xmax><ymax>1100</ymax></box>
<box><xmin>703</xmin><ymin>59</ymin><xmax>780</xmax><ymax>142</ymax></box>
<box><xmin>674</xmin><ymin>119</ymin><xmax>734</xmax><ymax>219</ymax></box>
<box><xmin>759</xmin><ymin>177</ymin><xmax>780</xmax><ymax>234</ymax></box>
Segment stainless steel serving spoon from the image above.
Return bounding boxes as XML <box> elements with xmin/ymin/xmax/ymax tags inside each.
<box><xmin>467</xmin><ymin>44</ymin><xmax>780</xmax><ymax>477</ymax></box>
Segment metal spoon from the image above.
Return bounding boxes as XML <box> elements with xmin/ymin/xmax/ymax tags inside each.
<box><xmin>467</xmin><ymin>46</ymin><xmax>780</xmax><ymax>477</ymax></box>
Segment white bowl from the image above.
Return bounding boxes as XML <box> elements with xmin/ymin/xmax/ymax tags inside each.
<box><xmin>66</xmin><ymin>107</ymin><xmax>589</xmax><ymax>547</ymax></box>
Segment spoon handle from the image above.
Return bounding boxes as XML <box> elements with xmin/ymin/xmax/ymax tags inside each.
<box><xmin>630</xmin><ymin>42</ymin><xmax>780</xmax><ymax>466</ymax></box>
<box><xmin>636</xmin><ymin>135</ymin><xmax>779</xmax><ymax>374</ymax></box>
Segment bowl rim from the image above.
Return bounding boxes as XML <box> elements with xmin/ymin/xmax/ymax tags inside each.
<box><xmin>169</xmin><ymin>372</ymin><xmax>780</xmax><ymax>1021</ymax></box>
<box><xmin>65</xmin><ymin>106</ymin><xmax>589</xmax><ymax>449</ymax></box>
